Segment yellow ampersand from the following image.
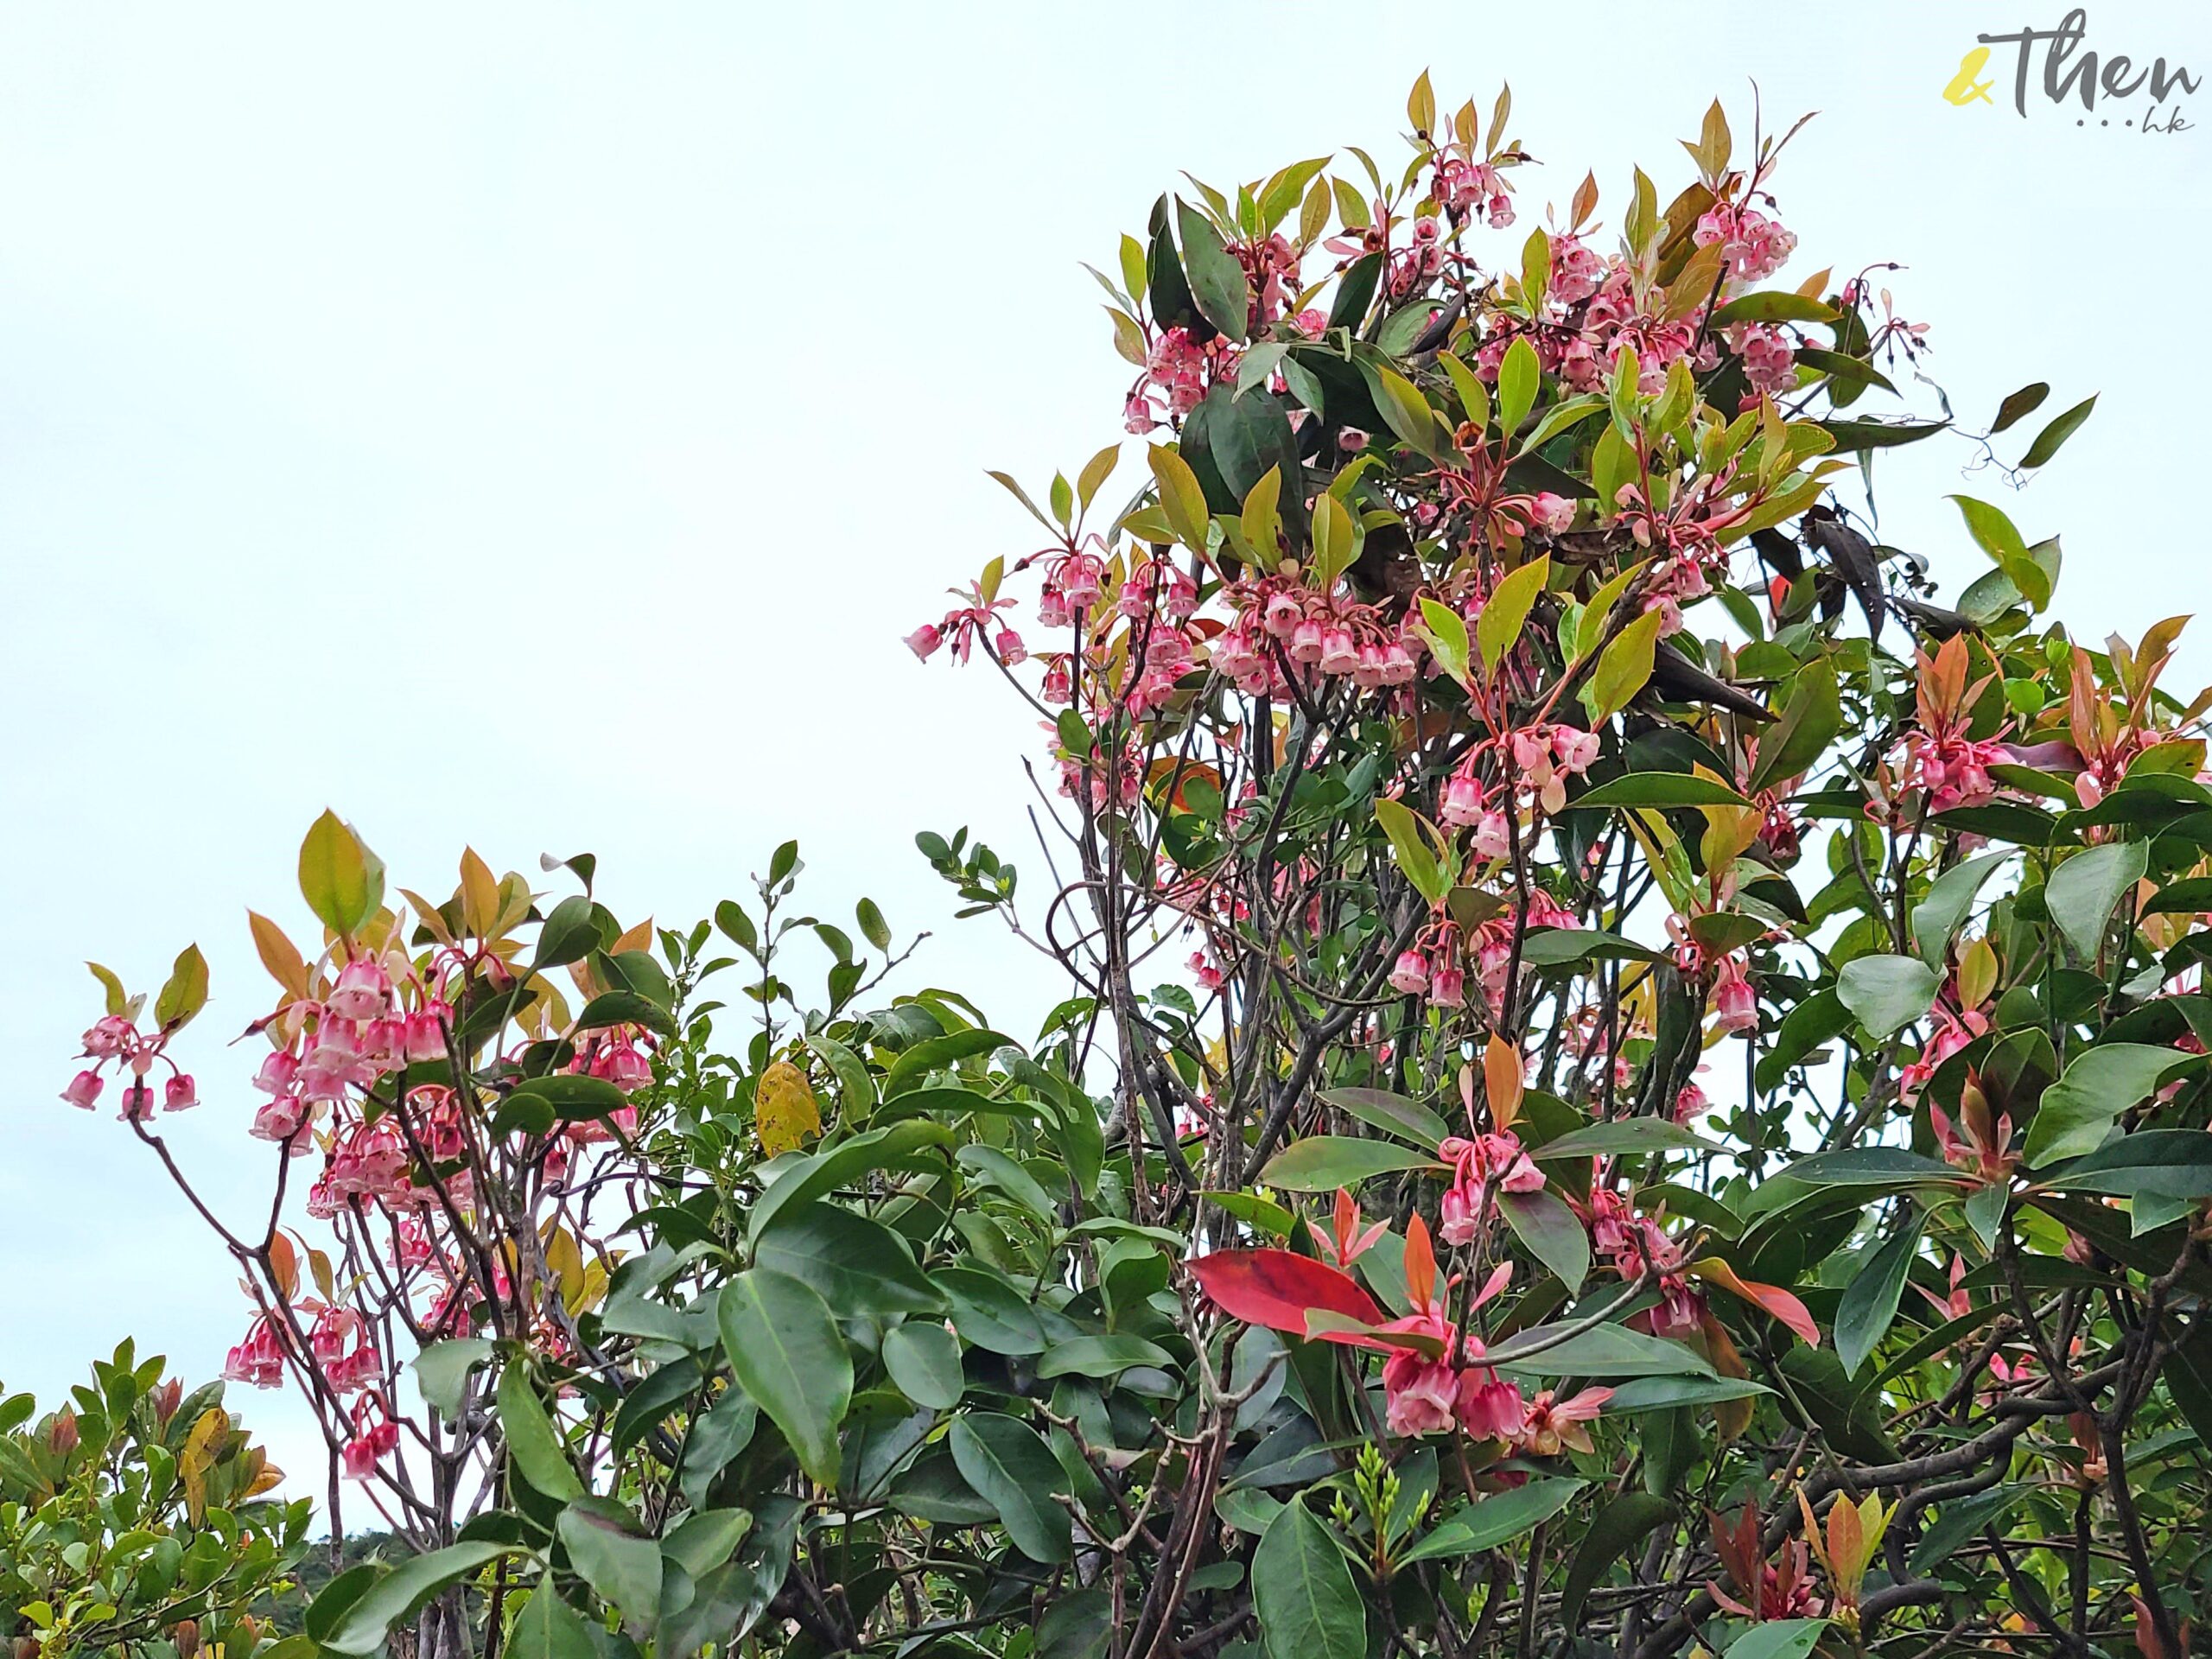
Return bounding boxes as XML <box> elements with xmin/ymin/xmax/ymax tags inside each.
<box><xmin>1944</xmin><ymin>45</ymin><xmax>1996</xmax><ymax>105</ymax></box>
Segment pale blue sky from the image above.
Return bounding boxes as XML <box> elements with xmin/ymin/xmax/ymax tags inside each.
<box><xmin>3</xmin><ymin>2</ymin><xmax>2205</xmax><ymax>1505</ymax></box>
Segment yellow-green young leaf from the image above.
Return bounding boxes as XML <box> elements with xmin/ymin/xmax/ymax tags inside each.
<box><xmin>1521</xmin><ymin>394</ymin><xmax>1604</xmax><ymax>456</ymax></box>
<box><xmin>1150</xmin><ymin>445</ymin><xmax>1212</xmax><ymax>551</ymax></box>
<box><xmin>1117</xmin><ymin>234</ymin><xmax>1147</xmax><ymax>306</ymax></box>
<box><xmin>1372</xmin><ymin>365</ymin><xmax>1440</xmax><ymax>455</ymax></box>
<box><xmin>1241</xmin><ymin>465</ymin><xmax>1284</xmax><ymax>568</ymax></box>
<box><xmin>1478</xmin><ymin>555</ymin><xmax>1551</xmax><ymax>674</ymax></box>
<box><xmin>153</xmin><ymin>944</ymin><xmax>209</xmax><ymax>1033</ymax></box>
<box><xmin>1408</xmin><ymin>68</ymin><xmax>1436</xmax><ymax>137</ymax></box>
<box><xmin>1574</xmin><ymin>559</ymin><xmax>1648</xmax><ymax>661</ymax></box>
<box><xmin>1419</xmin><ymin>597</ymin><xmax>1471</xmax><ymax>687</ymax></box>
<box><xmin>495</xmin><ymin>1364</ymin><xmax>583</xmax><ymax>1502</ymax></box>
<box><xmin>1076</xmin><ymin>443</ymin><xmax>1119</xmax><ymax>512</ymax></box>
<box><xmin>754</xmin><ymin>1060</ymin><xmax>821</xmax><ymax>1157</ymax></box>
<box><xmin>1107</xmin><ymin>307</ymin><xmax>1147</xmax><ymax>367</ymax></box>
<box><xmin>1375</xmin><ymin>798</ymin><xmax>1450</xmax><ymax>906</ymax></box>
<box><xmin>1311</xmin><ymin>491</ymin><xmax>1358</xmax><ymax>585</ymax></box>
<box><xmin>1520</xmin><ymin>225</ymin><xmax>1551</xmax><ymax>306</ymax></box>
<box><xmin>298</xmin><ymin>810</ymin><xmax>374</xmax><ymax>938</ymax></box>
<box><xmin>1440</xmin><ymin>353</ymin><xmax>1491</xmax><ymax>432</ymax></box>
<box><xmin>1497</xmin><ymin>336</ymin><xmax>1541</xmax><ymax>435</ymax></box>
<box><xmin>1300</xmin><ymin>176</ymin><xmax>1332</xmax><ymax>246</ymax></box>
<box><xmin>86</xmin><ymin>961</ymin><xmax>129</xmax><ymax>1018</ymax></box>
<box><xmin>1584</xmin><ymin>607</ymin><xmax>1664</xmax><ymax>723</ymax></box>
<box><xmin>1589</xmin><ymin>423</ymin><xmax>1636</xmax><ymax>517</ymax></box>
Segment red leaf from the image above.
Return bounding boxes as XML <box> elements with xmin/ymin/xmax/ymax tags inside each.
<box><xmin>1690</xmin><ymin>1257</ymin><xmax>1821</xmax><ymax>1348</ymax></box>
<box><xmin>1188</xmin><ymin>1249</ymin><xmax>1387</xmax><ymax>1338</ymax></box>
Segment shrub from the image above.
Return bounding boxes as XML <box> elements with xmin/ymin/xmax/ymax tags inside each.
<box><xmin>55</xmin><ymin>74</ymin><xmax>2211</xmax><ymax>1659</ymax></box>
<box><xmin>1</xmin><ymin>1343</ymin><xmax>308</xmax><ymax>1657</ymax></box>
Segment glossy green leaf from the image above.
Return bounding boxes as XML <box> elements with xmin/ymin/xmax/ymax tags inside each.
<box><xmin>883</xmin><ymin>1320</ymin><xmax>964</xmax><ymax>1409</ymax></box>
<box><xmin>1397</xmin><ymin>1478</ymin><xmax>1586</xmax><ymax>1563</ymax></box>
<box><xmin>950</xmin><ymin>1414</ymin><xmax>1072</xmax><ymax>1562</ymax></box>
<box><xmin>1836</xmin><ymin>953</ymin><xmax>1940</xmax><ymax>1040</ymax></box>
<box><xmin>1253</xmin><ymin>1500</ymin><xmax>1363</xmax><ymax>1659</ymax></box>
<box><xmin>717</xmin><ymin>1269</ymin><xmax>852</xmax><ymax>1488</ymax></box>
<box><xmin>1259</xmin><ymin>1137</ymin><xmax>1441</xmax><ymax>1191</ymax></box>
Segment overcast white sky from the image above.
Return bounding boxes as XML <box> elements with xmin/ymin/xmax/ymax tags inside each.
<box><xmin>3</xmin><ymin>2</ymin><xmax>2205</xmax><ymax>1509</ymax></box>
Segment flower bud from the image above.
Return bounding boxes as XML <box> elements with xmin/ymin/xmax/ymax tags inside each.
<box><xmin>48</xmin><ymin>1408</ymin><xmax>79</xmax><ymax>1455</ymax></box>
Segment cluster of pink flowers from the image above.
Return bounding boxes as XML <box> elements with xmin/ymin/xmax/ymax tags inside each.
<box><xmin>1898</xmin><ymin>1006</ymin><xmax>1989</xmax><ymax>1103</ymax></box>
<box><xmin>1726</xmin><ymin>321</ymin><xmax>1798</xmax><ymax>400</ymax></box>
<box><xmin>1892</xmin><ymin>722</ymin><xmax>2008</xmax><ymax>816</ymax></box>
<box><xmin>1211</xmin><ymin>579</ymin><xmax>1425</xmax><ymax>698</ymax></box>
<box><xmin>1436</xmin><ymin>1128</ymin><xmax>1543</xmax><ymax>1242</ymax></box>
<box><xmin>906</xmin><ymin>588</ymin><xmax>1023</xmax><ymax>668</ymax></box>
<box><xmin>1433</xmin><ymin>156</ymin><xmax>1514</xmax><ymax>228</ymax></box>
<box><xmin>1585</xmin><ymin>1179</ymin><xmax>1708</xmax><ymax>1338</ymax></box>
<box><xmin>1378</xmin><ymin>1244</ymin><xmax>1611</xmax><ymax>1452</ymax></box>
<box><xmin>1694</xmin><ymin>200</ymin><xmax>1799</xmax><ymax>284</ymax></box>
<box><xmin>66</xmin><ymin>1014</ymin><xmax>194</xmax><ymax>1120</ymax></box>
<box><xmin>1547</xmin><ymin>232</ymin><xmax>1606</xmax><ymax>305</ymax></box>
<box><xmin>1125</xmin><ymin>325</ymin><xmax>1243</xmax><ymax>434</ymax></box>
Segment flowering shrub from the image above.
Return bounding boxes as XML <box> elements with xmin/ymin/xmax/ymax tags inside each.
<box><xmin>2</xmin><ymin>1343</ymin><xmax>308</xmax><ymax>1657</ymax></box>
<box><xmin>52</xmin><ymin>75</ymin><xmax>2212</xmax><ymax>1659</ymax></box>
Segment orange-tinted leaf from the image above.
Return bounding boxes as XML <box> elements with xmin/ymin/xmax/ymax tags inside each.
<box><xmin>1690</xmin><ymin>1257</ymin><xmax>1821</xmax><ymax>1347</ymax></box>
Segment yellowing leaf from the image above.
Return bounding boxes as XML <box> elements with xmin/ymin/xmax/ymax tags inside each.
<box><xmin>755</xmin><ymin>1060</ymin><xmax>823</xmax><ymax>1157</ymax></box>
<box><xmin>459</xmin><ymin>848</ymin><xmax>500</xmax><ymax>939</ymax></box>
<box><xmin>248</xmin><ymin>911</ymin><xmax>310</xmax><ymax>1001</ymax></box>
<box><xmin>1149</xmin><ymin>444</ymin><xmax>1212</xmax><ymax>552</ymax></box>
<box><xmin>180</xmin><ymin>1407</ymin><xmax>228</xmax><ymax>1525</ymax></box>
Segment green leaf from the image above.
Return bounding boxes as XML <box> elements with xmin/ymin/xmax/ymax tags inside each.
<box><xmin>533</xmin><ymin>895</ymin><xmax>602</xmax><ymax>970</ymax></box>
<box><xmin>1584</xmin><ymin>608</ymin><xmax>1664</xmax><ymax>723</ymax></box>
<box><xmin>1037</xmin><ymin>1588</ymin><xmax>1115</xmax><ymax>1659</ymax></box>
<box><xmin>957</xmin><ymin>1143</ymin><xmax>1059</xmax><ymax>1221</ymax></box>
<box><xmin>1560</xmin><ymin>1493</ymin><xmax>1671</xmax><ymax>1627</ymax></box>
<box><xmin>1397</xmin><ymin>1478</ymin><xmax>1586</xmax><ymax>1563</ymax></box>
<box><xmin>1836</xmin><ymin>953</ymin><xmax>1941</xmax><ymax>1040</ymax></box>
<box><xmin>1836</xmin><ymin>1210</ymin><xmax>1923</xmax><ymax>1377</ymax></box>
<box><xmin>1417</xmin><ymin>595</ymin><xmax>1471</xmax><ymax>686</ymax></box>
<box><xmin>1177</xmin><ymin>200</ymin><xmax>1249</xmax><ymax>341</ymax></box>
<box><xmin>748</xmin><ymin>1120</ymin><xmax>954</xmax><ymax>1241</ymax></box>
<box><xmin>557</xmin><ymin>1502</ymin><xmax>662</xmax><ymax>1632</ymax></box>
<box><xmin>496</xmin><ymin>1365</ymin><xmax>583</xmax><ymax>1502</ymax></box>
<box><xmin>753</xmin><ymin>1202</ymin><xmax>944</xmax><ymax>1316</ymax></box>
<box><xmin>1948</xmin><ymin>494</ymin><xmax>2049</xmax><ymax>607</ymax></box>
<box><xmin>1783</xmin><ymin>1147</ymin><xmax>1957</xmax><ymax>1188</ymax></box>
<box><xmin>1496</xmin><ymin>337</ymin><xmax>1541</xmax><ymax>437</ymax></box>
<box><xmin>1723</xmin><ymin>1621</ymin><xmax>1827</xmax><ymax>1659</ymax></box>
<box><xmin>1491</xmin><ymin>1323</ymin><xmax>1713</xmax><ymax>1378</ymax></box>
<box><xmin>507</xmin><ymin>1073</ymin><xmax>629</xmax><ymax>1123</ymax></box>
<box><xmin>1532</xmin><ymin>1120</ymin><xmax>1722</xmax><ymax>1160</ymax></box>
<box><xmin>152</xmin><ymin>944</ymin><xmax>209</xmax><ymax>1031</ymax></box>
<box><xmin>505</xmin><ymin>1579</ymin><xmax>599</xmax><ymax>1659</ymax></box>
<box><xmin>1260</xmin><ymin>1137</ymin><xmax>1440</xmax><ymax>1192</ymax></box>
<box><xmin>1321</xmin><ymin>1087</ymin><xmax>1450</xmax><ymax>1150</ymax></box>
<box><xmin>1910</xmin><ymin>850</ymin><xmax>2014</xmax><ymax>963</ymax></box>
<box><xmin>718</xmin><ymin>1269</ymin><xmax>852</xmax><ymax>1488</ymax></box>
<box><xmin>298</xmin><ymin>810</ymin><xmax>378</xmax><ymax>938</ymax></box>
<box><xmin>321</xmin><ymin>1544</ymin><xmax>514</xmax><ymax>1656</ymax></box>
<box><xmin>1499</xmin><ymin>1189</ymin><xmax>1590</xmax><ymax>1292</ymax></box>
<box><xmin>950</xmin><ymin>1414</ymin><xmax>1072</xmax><ymax>1562</ymax></box>
<box><xmin>1748</xmin><ymin>659</ymin><xmax>1840</xmax><ymax>794</ymax></box>
<box><xmin>609</xmin><ymin>1356</ymin><xmax>703</xmax><ymax>1457</ymax></box>
<box><xmin>574</xmin><ymin>989</ymin><xmax>675</xmax><ymax>1038</ymax></box>
<box><xmin>1819</xmin><ymin>417</ymin><xmax>1947</xmax><ymax>451</ymax></box>
<box><xmin>414</xmin><ymin>1338</ymin><xmax>493</xmax><ymax>1420</ymax></box>
<box><xmin>2019</xmin><ymin>393</ymin><xmax>2096</xmax><ymax>468</ymax></box>
<box><xmin>664</xmin><ymin>1508</ymin><xmax>755</xmax><ymax>1581</ymax></box>
<box><xmin>882</xmin><ymin>1320</ymin><xmax>964</xmax><ymax>1409</ymax></box>
<box><xmin>2045</xmin><ymin>840</ymin><xmax>2147</xmax><ymax>958</ymax></box>
<box><xmin>1570</xmin><ymin>772</ymin><xmax>1750</xmax><ymax>810</ymax></box>
<box><xmin>2024</xmin><ymin>1043</ymin><xmax>2197</xmax><ymax>1166</ymax></box>
<box><xmin>1709</xmin><ymin>292</ymin><xmax>1838</xmax><ymax>326</ymax></box>
<box><xmin>1035</xmin><ymin>1334</ymin><xmax>1175</xmax><ymax>1379</ymax></box>
<box><xmin>1253</xmin><ymin>1500</ymin><xmax>1364</xmax><ymax>1659</ymax></box>
<box><xmin>1374</xmin><ymin>798</ymin><xmax>1449</xmax><ymax>906</ymax></box>
<box><xmin>1478</xmin><ymin>556</ymin><xmax>1550</xmax><ymax>674</ymax></box>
